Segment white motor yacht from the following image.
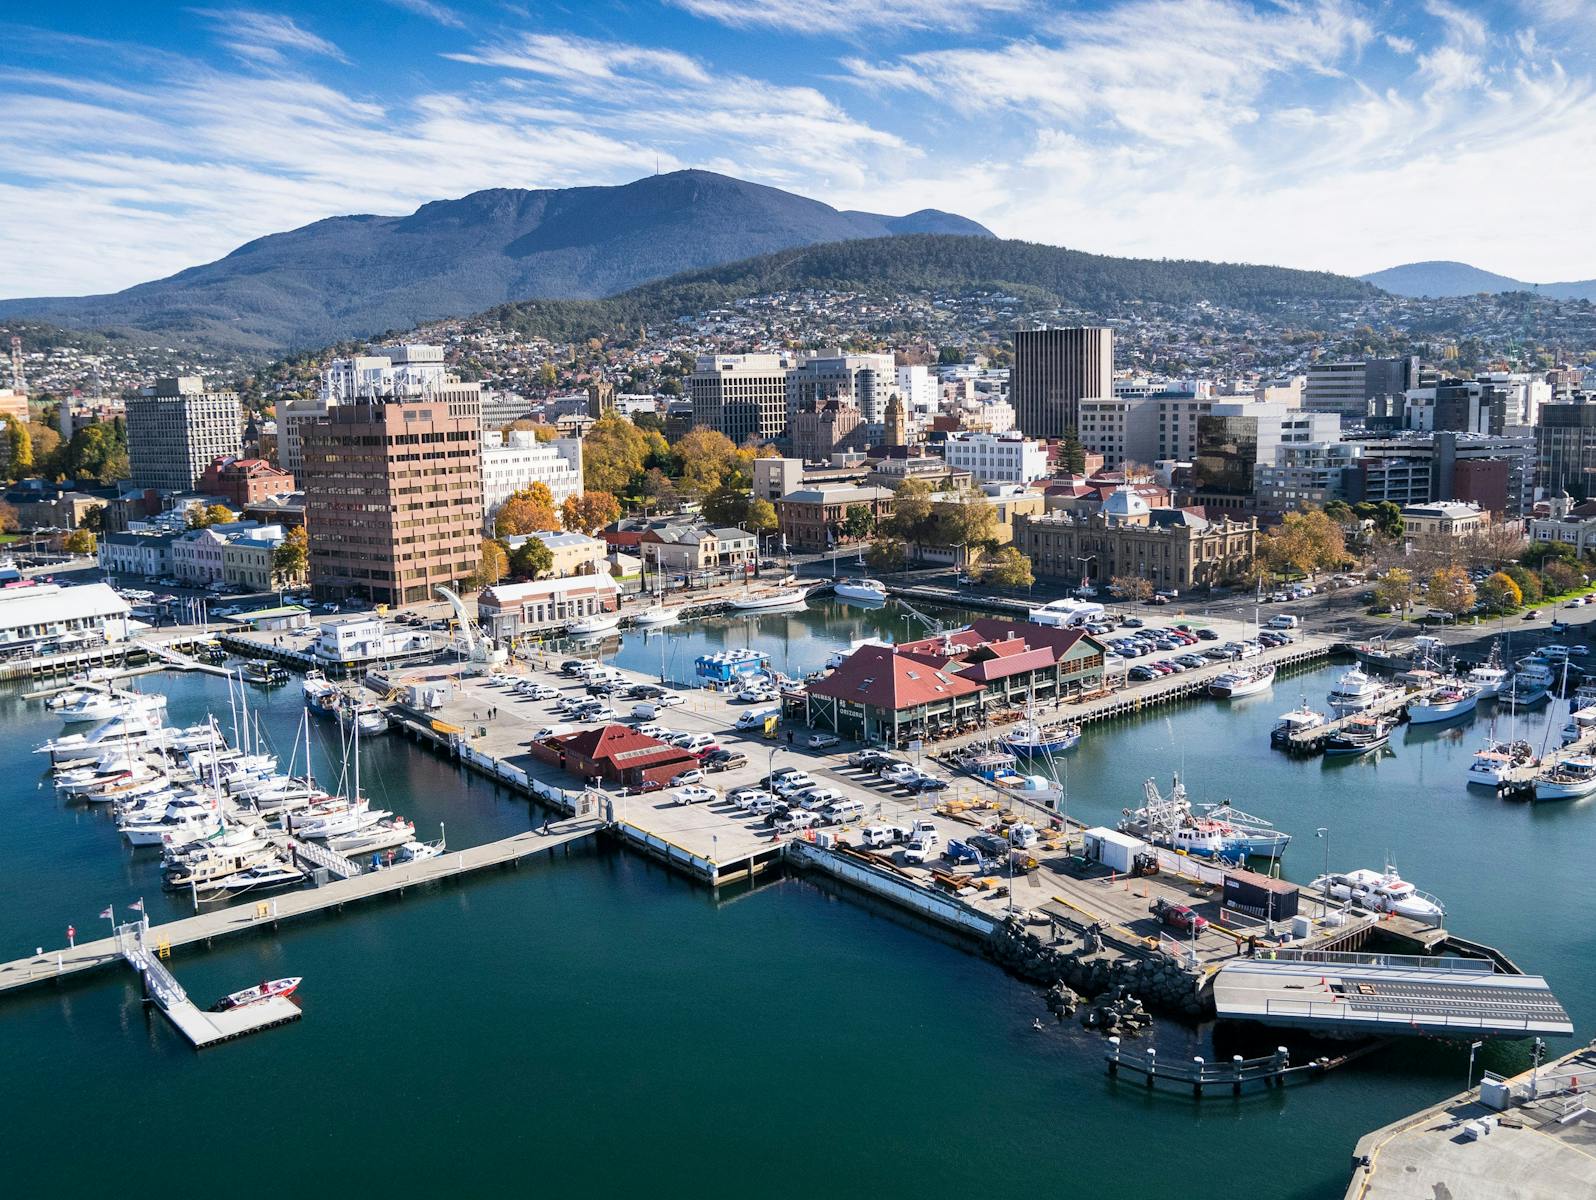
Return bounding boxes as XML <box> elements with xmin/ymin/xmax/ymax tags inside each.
<box><xmin>1311</xmin><ymin>867</ymin><xmax>1445</xmax><ymax>921</ymax></box>
<box><xmin>1209</xmin><ymin>663</ymin><xmax>1276</xmax><ymax>699</ymax></box>
<box><xmin>1327</xmin><ymin>667</ymin><xmax>1387</xmax><ymax>716</ymax></box>
<box><xmin>199</xmin><ymin>862</ymin><xmax>307</xmax><ymax>897</ymax></box>
<box><xmin>833</xmin><ymin>578</ymin><xmax>889</xmax><ymax>603</ymax></box>
<box><xmin>50</xmin><ymin>688</ymin><xmax>168</xmax><ymax>724</ymax></box>
<box><xmin>1270</xmin><ymin>701</ymin><xmax>1327</xmax><ymax>747</ymax></box>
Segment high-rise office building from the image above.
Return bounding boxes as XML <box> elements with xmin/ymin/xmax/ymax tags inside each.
<box><xmin>126</xmin><ymin>377</ymin><xmax>241</xmax><ymax>492</ymax></box>
<box><xmin>1536</xmin><ymin>397</ymin><xmax>1596</xmax><ymax>499</ymax></box>
<box><xmin>301</xmin><ymin>395</ymin><xmax>483</xmax><ymax>605</ymax></box>
<box><xmin>1011</xmin><ymin>327</ymin><xmax>1113</xmax><ymax>439</ymax></box>
<box><xmin>1302</xmin><ymin>362</ymin><xmax>1367</xmax><ymax>421</ymax></box>
<box><xmin>689</xmin><ymin>354</ymin><xmax>793</xmax><ymax>443</ymax></box>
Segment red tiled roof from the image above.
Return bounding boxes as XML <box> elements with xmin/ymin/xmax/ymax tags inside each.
<box><xmin>959</xmin><ymin>646</ymin><xmax>1056</xmax><ymax>682</ymax></box>
<box><xmin>556</xmin><ymin>724</ymin><xmax>695</xmax><ymax>770</ymax></box>
<box><xmin>807</xmin><ymin>644</ymin><xmax>983</xmax><ymax>711</ymax></box>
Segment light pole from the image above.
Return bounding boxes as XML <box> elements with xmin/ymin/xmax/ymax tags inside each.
<box><xmin>1466</xmin><ymin>1039</ymin><xmax>1483</xmax><ymax>1097</ymax></box>
<box><xmin>1315</xmin><ymin>827</ymin><xmax>1330</xmax><ymax>916</ymax></box>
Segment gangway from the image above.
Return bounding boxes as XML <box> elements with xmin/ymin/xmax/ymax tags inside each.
<box><xmin>287</xmin><ymin>836</ymin><xmax>364</xmax><ymax>880</ymax></box>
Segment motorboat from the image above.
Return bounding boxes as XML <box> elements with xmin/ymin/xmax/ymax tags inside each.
<box><xmin>1327</xmin><ymin>667</ymin><xmax>1388</xmax><ymax>716</ymax></box>
<box><xmin>1502</xmin><ymin>671</ymin><xmax>1551</xmax><ymax>710</ymax></box>
<box><xmin>566</xmin><ymin>611</ymin><xmax>622</xmax><ymax>636</ymax></box>
<box><xmin>50</xmin><ymin>688</ymin><xmax>167</xmax><ymax>724</ymax></box>
<box><xmin>302</xmin><ymin>669</ymin><xmax>339</xmax><ymax>714</ymax></box>
<box><xmin>1002</xmin><ymin>722</ymin><xmax>1081</xmax><ymax>755</ymax></box>
<box><xmin>38</xmin><ymin>713</ymin><xmax>165</xmax><ymax>762</ymax></box>
<box><xmin>242</xmin><ymin>661</ymin><xmax>290</xmax><ymax>687</ymax></box>
<box><xmin>1322</xmin><ymin>716</ymin><xmax>1392</xmax><ymax>757</ymax></box>
<box><xmin>123</xmin><ymin>816</ymin><xmax>221</xmax><ymax>847</ymax></box>
<box><xmin>207</xmin><ymin>977</ymin><xmax>301</xmax><ymax>1012</ymax></box>
<box><xmin>729</xmin><ymin>587</ymin><xmax>808</xmax><ymax>612</ymax></box>
<box><xmin>163</xmin><ymin>850</ymin><xmax>278</xmax><ymax>890</ymax></box>
<box><xmin>1406</xmin><ymin>680</ymin><xmax>1482</xmax><ymax>725</ymax></box>
<box><xmin>1466</xmin><ymin>740</ymin><xmax>1537</xmax><ymax>787</ymax></box>
<box><xmin>335</xmin><ymin>702</ymin><xmax>388</xmax><ymax>738</ymax></box>
<box><xmin>393</xmin><ymin>838</ymin><xmax>445</xmax><ymax>864</ymax></box>
<box><xmin>833</xmin><ymin>578</ymin><xmax>889</xmax><ymax>604</ymax></box>
<box><xmin>198</xmin><ymin>861</ymin><xmax>307</xmax><ymax>897</ymax></box>
<box><xmin>633</xmin><ymin>604</ymin><xmax>683</xmax><ymax>627</ymax></box>
<box><xmin>1270</xmin><ymin>701</ymin><xmax>1327</xmax><ymax>747</ymax></box>
<box><xmin>1533</xmin><ymin>756</ymin><xmax>1596</xmax><ymax>801</ymax></box>
<box><xmin>1310</xmin><ymin>867</ymin><xmax>1445</xmax><ymax>921</ymax></box>
<box><xmin>1209</xmin><ymin>663</ymin><xmax>1276</xmax><ymax>699</ymax></box>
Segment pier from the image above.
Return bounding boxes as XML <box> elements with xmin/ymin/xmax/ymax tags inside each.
<box><xmin>0</xmin><ymin>819</ymin><xmax>601</xmax><ymax>997</ymax></box>
<box><xmin>1278</xmin><ymin>687</ymin><xmax>1416</xmax><ymax>754</ymax></box>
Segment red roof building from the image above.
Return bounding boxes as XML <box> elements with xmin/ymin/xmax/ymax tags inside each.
<box><xmin>198</xmin><ymin>457</ymin><xmax>297</xmax><ymax>509</ymax></box>
<box><xmin>801</xmin><ymin>618</ymin><xmax>1107</xmax><ymax>743</ymax></box>
<box><xmin>527</xmin><ymin>723</ymin><xmax>699</xmax><ymax>789</ymax></box>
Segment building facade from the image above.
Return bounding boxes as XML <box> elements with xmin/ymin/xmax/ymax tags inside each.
<box><xmin>1536</xmin><ymin>398</ymin><xmax>1596</xmax><ymax>499</ymax></box>
<box><xmin>196</xmin><ymin>457</ymin><xmax>296</xmax><ymax>509</ymax></box>
<box><xmin>1015</xmin><ymin>501</ymin><xmax>1258</xmax><ymax>591</ymax></box>
<box><xmin>1011</xmin><ymin>327</ymin><xmax>1113</xmax><ymax>439</ymax></box>
<box><xmin>689</xmin><ymin>353</ymin><xmax>794</xmax><ymax>443</ymax></box>
<box><xmin>1399</xmin><ymin>501</ymin><xmax>1489</xmax><ymax>541</ymax></box>
<box><xmin>301</xmin><ymin>397</ymin><xmax>483</xmax><ymax>605</ymax></box>
<box><xmin>776</xmin><ymin>486</ymin><xmax>895</xmax><ymax>551</ymax></box>
<box><xmin>476</xmin><ymin>575</ymin><xmax>622</xmax><ymax>639</ymax></box>
<box><xmin>126</xmin><ymin>377</ymin><xmax>241</xmax><ymax>492</ymax></box>
<box><xmin>790</xmin><ymin>401</ymin><xmax>868</xmax><ymax>462</ymax></box>
<box><xmin>637</xmin><ymin>524</ymin><xmax>758</xmax><ymax>573</ymax></box>
<box><xmin>942</xmin><ymin>431</ymin><xmax>1050</xmax><ymax>484</ymax></box>
<box><xmin>480</xmin><ymin>430</ymin><xmax>583</xmax><ymax>520</ymax></box>
<box><xmin>1077</xmin><ymin>396</ymin><xmax>1158</xmax><ymax>469</ymax></box>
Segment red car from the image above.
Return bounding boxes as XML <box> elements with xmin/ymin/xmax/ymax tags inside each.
<box><xmin>628</xmin><ymin>779</ymin><xmax>663</xmax><ymax>795</ymax></box>
<box><xmin>1154</xmin><ymin>898</ymin><xmax>1208</xmax><ymax>933</ymax></box>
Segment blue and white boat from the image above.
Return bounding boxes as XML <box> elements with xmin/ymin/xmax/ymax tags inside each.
<box><xmin>1002</xmin><ymin>720</ymin><xmax>1080</xmax><ymax>755</ymax></box>
<box><xmin>302</xmin><ymin>669</ymin><xmax>338</xmax><ymax>715</ymax></box>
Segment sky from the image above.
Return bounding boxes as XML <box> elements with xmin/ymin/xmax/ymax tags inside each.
<box><xmin>3</xmin><ymin>0</ymin><xmax>1595</xmax><ymax>299</ymax></box>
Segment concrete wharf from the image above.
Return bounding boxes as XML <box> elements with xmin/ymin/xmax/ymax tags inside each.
<box><xmin>0</xmin><ymin>819</ymin><xmax>601</xmax><ymax>998</ymax></box>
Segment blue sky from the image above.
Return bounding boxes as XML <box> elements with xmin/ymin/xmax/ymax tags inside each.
<box><xmin>3</xmin><ymin>0</ymin><xmax>1594</xmax><ymax>298</ymax></box>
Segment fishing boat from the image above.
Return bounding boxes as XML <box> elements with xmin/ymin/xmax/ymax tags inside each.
<box><xmin>633</xmin><ymin>604</ymin><xmax>683</xmax><ymax>627</ymax></box>
<box><xmin>1310</xmin><ymin>866</ymin><xmax>1445</xmax><ymax>920</ymax></box>
<box><xmin>833</xmin><ymin>578</ymin><xmax>889</xmax><ymax>603</ymax></box>
<box><xmin>335</xmin><ymin>701</ymin><xmax>388</xmax><ymax>738</ymax></box>
<box><xmin>1466</xmin><ymin>741</ymin><xmax>1537</xmax><ymax>787</ymax></box>
<box><xmin>1120</xmin><ymin>778</ymin><xmax>1232</xmax><ymax>859</ymax></box>
<box><xmin>1209</xmin><ymin>662</ymin><xmax>1276</xmax><ymax>699</ymax></box>
<box><xmin>1326</xmin><ymin>667</ymin><xmax>1389</xmax><ymax>716</ymax></box>
<box><xmin>1322</xmin><ymin>716</ymin><xmax>1392</xmax><ymax>757</ymax></box>
<box><xmin>1406</xmin><ymin>679</ymin><xmax>1482</xmax><ymax>724</ymax></box>
<box><xmin>1002</xmin><ymin>721</ymin><xmax>1081</xmax><ymax>755</ymax></box>
<box><xmin>302</xmin><ymin>669</ymin><xmax>339</xmax><ymax>714</ymax></box>
<box><xmin>1196</xmin><ymin>801</ymin><xmax>1291</xmax><ymax>858</ymax></box>
<box><xmin>1533</xmin><ymin>756</ymin><xmax>1596</xmax><ymax>801</ymax></box>
<box><xmin>1502</xmin><ymin>669</ymin><xmax>1552</xmax><ymax>710</ymax></box>
<box><xmin>207</xmin><ymin>977</ymin><xmax>301</xmax><ymax>1012</ymax></box>
<box><xmin>242</xmin><ymin>661</ymin><xmax>289</xmax><ymax>687</ymax></box>
<box><xmin>566</xmin><ymin>611</ymin><xmax>622</xmax><ymax>636</ymax></box>
<box><xmin>1270</xmin><ymin>701</ymin><xmax>1327</xmax><ymax>747</ymax></box>
<box><xmin>1465</xmin><ymin>643</ymin><xmax>1510</xmax><ymax>698</ymax></box>
<box><xmin>729</xmin><ymin>586</ymin><xmax>808</xmax><ymax>612</ymax></box>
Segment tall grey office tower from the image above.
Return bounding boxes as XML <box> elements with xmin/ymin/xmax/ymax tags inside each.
<box><xmin>1011</xmin><ymin>327</ymin><xmax>1113</xmax><ymax>439</ymax></box>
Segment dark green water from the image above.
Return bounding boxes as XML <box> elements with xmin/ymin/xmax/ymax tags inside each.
<box><xmin>2</xmin><ymin>601</ymin><xmax>1590</xmax><ymax>1199</ymax></box>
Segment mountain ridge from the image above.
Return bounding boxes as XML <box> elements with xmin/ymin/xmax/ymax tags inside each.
<box><xmin>0</xmin><ymin>170</ymin><xmax>993</xmax><ymax>352</ymax></box>
<box><xmin>1361</xmin><ymin>259</ymin><xmax>1596</xmax><ymax>301</ymax></box>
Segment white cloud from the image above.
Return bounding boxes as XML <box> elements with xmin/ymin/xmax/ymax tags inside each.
<box><xmin>380</xmin><ymin>0</ymin><xmax>466</xmax><ymax>29</ymax></box>
<box><xmin>191</xmin><ymin>8</ymin><xmax>348</xmax><ymax>66</ymax></box>
<box><xmin>668</xmin><ymin>0</ymin><xmax>1030</xmax><ymax>34</ymax></box>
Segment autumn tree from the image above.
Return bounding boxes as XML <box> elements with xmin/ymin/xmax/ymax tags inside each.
<box><xmin>985</xmin><ymin>546</ymin><xmax>1035</xmax><ymax>590</ymax></box>
<box><xmin>840</xmin><ymin>504</ymin><xmax>875</xmax><ymax>540</ymax></box>
<box><xmin>881</xmin><ymin>477</ymin><xmax>935</xmax><ymax>546</ymax></box>
<box><xmin>582</xmin><ymin>413</ymin><xmax>650</xmax><ymax>493</ymax></box>
<box><xmin>1426</xmin><ymin>565</ymin><xmax>1476</xmax><ymax>617</ymax></box>
<box><xmin>509</xmin><ymin>537</ymin><xmax>554</xmax><ymax>580</ymax></box>
<box><xmin>932</xmin><ymin>487</ymin><xmax>999</xmax><ymax>560</ymax></box>
<box><xmin>0</xmin><ymin>499</ymin><xmax>19</xmax><ymax>533</ymax></box>
<box><xmin>1266</xmin><ymin>508</ymin><xmax>1346</xmax><ymax>577</ymax></box>
<box><xmin>674</xmin><ymin>427</ymin><xmax>742</xmax><ymax>498</ymax></box>
<box><xmin>700</xmin><ymin>484</ymin><xmax>751</xmax><ymax>526</ymax></box>
<box><xmin>63</xmin><ymin>528</ymin><xmax>97</xmax><ymax>555</ymax></box>
<box><xmin>745</xmin><ymin>497</ymin><xmax>778</xmax><ymax>536</ymax></box>
<box><xmin>2</xmin><ymin>419</ymin><xmax>32</xmax><ymax>478</ymax></box>
<box><xmin>1542</xmin><ymin>560</ymin><xmax>1585</xmax><ymax>596</ymax></box>
<box><xmin>474</xmin><ymin>539</ymin><xmax>510</xmax><ymax>588</ymax></box>
<box><xmin>271</xmin><ymin>525</ymin><xmax>308</xmax><ymax>583</ymax></box>
<box><xmin>1110</xmin><ymin>575</ymin><xmax>1154</xmax><ymax>601</ymax></box>
<box><xmin>638</xmin><ymin>468</ymin><xmax>681</xmax><ymax>514</ymax></box>
<box><xmin>865</xmin><ymin>537</ymin><xmax>908</xmax><ymax>571</ymax></box>
<box><xmin>1373</xmin><ymin>567</ymin><xmax>1419</xmax><ymax>618</ymax></box>
<box><xmin>186</xmin><ymin>503</ymin><xmax>237</xmax><ymax>529</ymax></box>
<box><xmin>561</xmin><ymin>490</ymin><xmax>621</xmax><ymax>536</ymax></box>
<box><xmin>1479</xmin><ymin>571</ymin><xmax>1522</xmax><ymax>613</ymax></box>
<box><xmin>494</xmin><ymin>482</ymin><xmax>561</xmax><ymax>536</ymax></box>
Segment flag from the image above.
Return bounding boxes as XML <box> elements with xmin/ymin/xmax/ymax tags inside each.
<box><xmin>129</xmin><ymin>900</ymin><xmax>144</xmax><ymax>913</ymax></box>
<box><xmin>99</xmin><ymin>906</ymin><xmax>112</xmax><ymax>919</ymax></box>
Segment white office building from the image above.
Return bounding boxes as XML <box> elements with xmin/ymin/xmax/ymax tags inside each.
<box><xmin>481</xmin><ymin>430</ymin><xmax>583</xmax><ymax>521</ymax></box>
<box><xmin>895</xmin><ymin>364</ymin><xmax>939</xmax><ymax>417</ymax></box>
<box><xmin>1078</xmin><ymin>396</ymin><xmax>1158</xmax><ymax>469</ymax></box>
<box><xmin>941</xmin><ymin>431</ymin><xmax>1050</xmax><ymax>484</ymax></box>
<box><xmin>283</xmin><ymin>344</ymin><xmax>460</xmax><ymax>473</ymax></box>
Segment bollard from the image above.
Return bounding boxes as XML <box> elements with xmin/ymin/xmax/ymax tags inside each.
<box><xmin>1146</xmin><ymin>1047</ymin><xmax>1157</xmax><ymax>1087</ymax></box>
<box><xmin>1107</xmin><ymin>1035</ymin><xmax>1120</xmax><ymax>1077</ymax></box>
<box><xmin>1193</xmin><ymin>1056</ymin><xmax>1205</xmax><ymax>1098</ymax></box>
<box><xmin>1233</xmin><ymin>1054</ymin><xmax>1245</xmax><ymax>1096</ymax></box>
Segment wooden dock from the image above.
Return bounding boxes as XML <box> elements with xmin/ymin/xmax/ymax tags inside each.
<box><xmin>0</xmin><ymin>819</ymin><xmax>602</xmax><ymax>998</ymax></box>
<box><xmin>1279</xmin><ymin>688</ymin><xmax>1415</xmax><ymax>755</ymax></box>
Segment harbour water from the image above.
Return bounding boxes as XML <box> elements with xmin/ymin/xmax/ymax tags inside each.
<box><xmin>2</xmin><ymin>599</ymin><xmax>1592</xmax><ymax>1199</ymax></box>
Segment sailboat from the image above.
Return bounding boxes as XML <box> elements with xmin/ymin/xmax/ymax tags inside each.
<box><xmin>1209</xmin><ymin>604</ymin><xmax>1275</xmax><ymax>697</ymax></box>
<box><xmin>1001</xmin><ymin>682</ymin><xmax>1081</xmax><ymax>755</ymax></box>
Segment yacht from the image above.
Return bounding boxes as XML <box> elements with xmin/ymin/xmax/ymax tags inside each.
<box><xmin>566</xmin><ymin>611</ymin><xmax>622</xmax><ymax>636</ymax></box>
<box><xmin>294</xmin><ymin>802</ymin><xmax>390</xmax><ymax>840</ymax></box>
<box><xmin>1323</xmin><ymin>716</ymin><xmax>1392</xmax><ymax>757</ymax></box>
<box><xmin>123</xmin><ymin>816</ymin><xmax>221</xmax><ymax>847</ymax></box>
<box><xmin>1406</xmin><ymin>680</ymin><xmax>1482</xmax><ymax>725</ymax></box>
<box><xmin>1310</xmin><ymin>866</ymin><xmax>1445</xmax><ymax>921</ymax></box>
<box><xmin>38</xmin><ymin>713</ymin><xmax>165</xmax><ymax>762</ymax></box>
<box><xmin>1534</xmin><ymin>756</ymin><xmax>1596</xmax><ymax>802</ymax></box>
<box><xmin>328</xmin><ymin>818</ymin><xmax>415</xmax><ymax>855</ymax></box>
<box><xmin>163</xmin><ymin>850</ymin><xmax>278</xmax><ymax>891</ymax></box>
<box><xmin>198</xmin><ymin>861</ymin><xmax>307</xmax><ymax>897</ymax></box>
<box><xmin>1002</xmin><ymin>721</ymin><xmax>1081</xmax><ymax>755</ymax></box>
<box><xmin>1502</xmin><ymin>670</ymin><xmax>1552</xmax><ymax>710</ymax></box>
<box><xmin>1271</xmin><ymin>701</ymin><xmax>1327</xmax><ymax>747</ymax></box>
<box><xmin>50</xmin><ymin>689</ymin><xmax>167</xmax><ymax>724</ymax></box>
<box><xmin>729</xmin><ymin>586</ymin><xmax>808</xmax><ymax>612</ymax></box>
<box><xmin>1466</xmin><ymin>740</ymin><xmax>1537</xmax><ymax>787</ymax></box>
<box><xmin>1209</xmin><ymin>662</ymin><xmax>1276</xmax><ymax>699</ymax></box>
<box><xmin>1326</xmin><ymin>667</ymin><xmax>1387</xmax><ymax>716</ymax></box>
<box><xmin>833</xmin><ymin>578</ymin><xmax>889</xmax><ymax>603</ymax></box>
<box><xmin>633</xmin><ymin>604</ymin><xmax>683</xmax><ymax>627</ymax></box>
<box><xmin>302</xmin><ymin>669</ymin><xmax>339</xmax><ymax>715</ymax></box>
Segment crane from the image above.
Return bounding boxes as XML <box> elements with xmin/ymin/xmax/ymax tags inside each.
<box><xmin>897</xmin><ymin>597</ymin><xmax>958</xmax><ymax>654</ymax></box>
<box><xmin>435</xmin><ymin>585</ymin><xmax>506</xmax><ymax>673</ymax></box>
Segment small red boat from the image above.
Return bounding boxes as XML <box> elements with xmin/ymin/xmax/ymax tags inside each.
<box><xmin>207</xmin><ymin>976</ymin><xmax>302</xmax><ymax>1012</ymax></box>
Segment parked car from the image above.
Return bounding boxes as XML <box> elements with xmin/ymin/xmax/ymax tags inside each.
<box><xmin>672</xmin><ymin>785</ymin><xmax>716</xmax><ymax>805</ymax></box>
<box><xmin>848</xmin><ymin>749</ymin><xmax>893</xmax><ymax>769</ymax></box>
<box><xmin>1524</xmin><ymin>608</ymin><xmax>1543</xmax><ymax>620</ymax></box>
<box><xmin>774</xmin><ymin>811</ymin><xmax>821</xmax><ymax>833</ymax></box>
<box><xmin>879</xmin><ymin>763</ymin><xmax>921</xmax><ymax>786</ymax></box>
<box><xmin>806</xmin><ymin>733</ymin><xmax>840</xmax><ymax>750</ymax></box>
<box><xmin>860</xmin><ymin>824</ymin><xmax>906</xmax><ymax>848</ymax></box>
<box><xmin>702</xmin><ymin>749</ymin><xmax>747</xmax><ymax>772</ymax></box>
<box><xmin>762</xmin><ymin>767</ymin><xmax>804</xmax><ymax>788</ymax></box>
<box><xmin>1153</xmin><ymin>898</ymin><xmax>1209</xmax><ymax>933</ymax></box>
<box><xmin>669</xmin><ymin>768</ymin><xmax>706</xmax><ymax>786</ymax></box>
<box><xmin>1196</xmin><ymin>628</ymin><xmax>1219</xmax><ymax>641</ymax></box>
<box><xmin>902</xmin><ymin>832</ymin><xmax>940</xmax><ymax>864</ymax></box>
<box><xmin>773</xmin><ymin>771</ymin><xmax>817</xmax><ymax>796</ymax></box>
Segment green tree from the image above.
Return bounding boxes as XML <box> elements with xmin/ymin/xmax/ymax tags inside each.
<box><xmin>80</xmin><ymin>503</ymin><xmax>107</xmax><ymax>533</ymax></box>
<box><xmin>1373</xmin><ymin>567</ymin><xmax>1419</xmax><ymax>617</ymax></box>
<box><xmin>1542</xmin><ymin>560</ymin><xmax>1585</xmax><ymax>596</ymax></box>
<box><xmin>1480</xmin><ymin>571</ymin><xmax>1522</xmax><ymax>613</ymax></box>
<box><xmin>700</xmin><ymin>484</ymin><xmax>751</xmax><ymax>526</ymax></box>
<box><xmin>62</xmin><ymin>421</ymin><xmax>129</xmax><ymax>483</ymax></box>
<box><xmin>840</xmin><ymin>504</ymin><xmax>874</xmax><ymax>541</ymax></box>
<box><xmin>509</xmin><ymin>537</ymin><xmax>553</xmax><ymax>580</ymax></box>
<box><xmin>745</xmin><ymin>497</ymin><xmax>778</xmax><ymax>536</ymax></box>
<box><xmin>881</xmin><ymin>477</ymin><xmax>935</xmax><ymax>545</ymax></box>
<box><xmin>865</xmin><ymin>537</ymin><xmax>907</xmax><ymax>571</ymax></box>
<box><xmin>1059</xmin><ymin>427</ymin><xmax>1087</xmax><ymax>474</ymax></box>
<box><xmin>272</xmin><ymin>525</ymin><xmax>308</xmax><ymax>583</ymax></box>
<box><xmin>1323</xmin><ymin>499</ymin><xmax>1354</xmax><ymax>523</ymax></box>
<box><xmin>3</xmin><ymin>419</ymin><xmax>32</xmax><ymax>478</ymax></box>
<box><xmin>1504</xmin><ymin>564</ymin><xmax>1543</xmax><ymax>605</ymax></box>
<box><xmin>638</xmin><ymin>468</ymin><xmax>680</xmax><ymax>513</ymax></box>
<box><xmin>63</xmin><ymin>528</ymin><xmax>96</xmax><ymax>555</ymax></box>
<box><xmin>932</xmin><ymin>487</ymin><xmax>999</xmax><ymax>559</ymax></box>
<box><xmin>985</xmin><ymin>546</ymin><xmax>1034</xmax><ymax>590</ymax></box>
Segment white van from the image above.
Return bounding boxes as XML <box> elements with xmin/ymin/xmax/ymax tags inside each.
<box><xmin>823</xmin><ymin>799</ymin><xmax>867</xmax><ymax>825</ymax></box>
<box><xmin>1265</xmin><ymin>614</ymin><xmax>1300</xmax><ymax>630</ymax></box>
<box><xmin>736</xmin><ymin>704</ymin><xmax>781</xmax><ymax>730</ymax></box>
<box><xmin>860</xmin><ymin>824</ymin><xmax>904</xmax><ymax>848</ymax></box>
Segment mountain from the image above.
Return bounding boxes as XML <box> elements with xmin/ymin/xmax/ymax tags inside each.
<box><xmin>486</xmin><ymin>233</ymin><xmax>1382</xmax><ymax>343</ymax></box>
<box><xmin>1361</xmin><ymin>260</ymin><xmax>1596</xmax><ymax>301</ymax></box>
<box><xmin>0</xmin><ymin>171</ymin><xmax>992</xmax><ymax>353</ymax></box>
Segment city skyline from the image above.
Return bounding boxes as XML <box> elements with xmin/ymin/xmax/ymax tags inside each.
<box><xmin>5</xmin><ymin>0</ymin><xmax>1596</xmax><ymax>299</ymax></box>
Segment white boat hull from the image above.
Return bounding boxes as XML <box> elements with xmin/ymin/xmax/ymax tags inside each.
<box><xmin>567</xmin><ymin>614</ymin><xmax>622</xmax><ymax>636</ymax></box>
<box><xmin>634</xmin><ymin>608</ymin><xmax>682</xmax><ymax>627</ymax></box>
<box><xmin>833</xmin><ymin>584</ymin><xmax>888</xmax><ymax>603</ymax></box>
<box><xmin>1407</xmin><ymin>693</ymin><xmax>1479</xmax><ymax>724</ymax></box>
<box><xmin>730</xmin><ymin>589</ymin><xmax>808</xmax><ymax>611</ymax></box>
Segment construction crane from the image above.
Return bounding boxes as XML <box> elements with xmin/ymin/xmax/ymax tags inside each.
<box><xmin>9</xmin><ymin>336</ymin><xmax>24</xmax><ymax>394</ymax></box>
<box><xmin>897</xmin><ymin>597</ymin><xmax>959</xmax><ymax>654</ymax></box>
<box><xmin>435</xmin><ymin>585</ymin><xmax>507</xmax><ymax>673</ymax></box>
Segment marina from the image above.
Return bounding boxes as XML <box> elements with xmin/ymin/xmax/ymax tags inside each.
<box><xmin>1</xmin><ymin>598</ymin><xmax>1592</xmax><ymax>1199</ymax></box>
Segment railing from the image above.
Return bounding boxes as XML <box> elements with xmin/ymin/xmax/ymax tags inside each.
<box><xmin>1274</xmin><ymin>948</ymin><xmax>1494</xmax><ymax>974</ymax></box>
<box><xmin>1260</xmin><ymin>997</ymin><xmax>1553</xmax><ymax>1032</ymax></box>
<box><xmin>1106</xmin><ymin>1038</ymin><xmax>1294</xmax><ymax>1093</ymax></box>
<box><xmin>288</xmin><ymin>837</ymin><xmax>363</xmax><ymax>879</ymax></box>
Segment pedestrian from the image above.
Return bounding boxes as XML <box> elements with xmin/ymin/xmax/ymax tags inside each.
<box><xmin>786</xmin><ymin>730</ymin><xmax>793</xmax><ymax>744</ymax></box>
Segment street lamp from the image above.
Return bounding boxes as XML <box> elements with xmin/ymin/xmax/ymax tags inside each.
<box><xmin>1315</xmin><ymin>827</ymin><xmax>1330</xmax><ymax>916</ymax></box>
